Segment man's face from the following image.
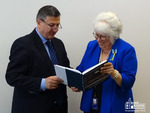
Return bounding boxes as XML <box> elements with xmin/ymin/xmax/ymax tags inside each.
<box><xmin>37</xmin><ymin>16</ymin><xmax>61</xmax><ymax>40</ymax></box>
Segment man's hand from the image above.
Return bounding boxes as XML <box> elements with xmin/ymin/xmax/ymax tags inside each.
<box><xmin>71</xmin><ymin>87</ymin><xmax>81</xmax><ymax>92</ymax></box>
<box><xmin>45</xmin><ymin>76</ymin><xmax>63</xmax><ymax>90</ymax></box>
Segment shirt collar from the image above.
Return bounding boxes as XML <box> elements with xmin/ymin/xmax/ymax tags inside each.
<box><xmin>35</xmin><ymin>28</ymin><xmax>47</xmax><ymax>44</ymax></box>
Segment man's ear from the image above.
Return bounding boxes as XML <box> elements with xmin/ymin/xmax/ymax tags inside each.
<box><xmin>36</xmin><ymin>19</ymin><xmax>41</xmax><ymax>26</ymax></box>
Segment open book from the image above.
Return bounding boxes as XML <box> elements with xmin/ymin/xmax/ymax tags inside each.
<box><xmin>54</xmin><ymin>60</ymin><xmax>108</xmax><ymax>91</ymax></box>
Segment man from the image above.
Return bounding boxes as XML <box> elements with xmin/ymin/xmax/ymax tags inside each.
<box><xmin>5</xmin><ymin>5</ymin><xmax>70</xmax><ymax>113</ymax></box>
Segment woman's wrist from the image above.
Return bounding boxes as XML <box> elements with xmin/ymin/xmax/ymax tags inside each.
<box><xmin>111</xmin><ymin>70</ymin><xmax>119</xmax><ymax>79</ymax></box>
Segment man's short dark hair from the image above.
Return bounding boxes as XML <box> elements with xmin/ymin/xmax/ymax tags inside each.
<box><xmin>36</xmin><ymin>5</ymin><xmax>61</xmax><ymax>20</ymax></box>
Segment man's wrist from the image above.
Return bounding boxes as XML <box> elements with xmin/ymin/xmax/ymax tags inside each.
<box><xmin>41</xmin><ymin>78</ymin><xmax>46</xmax><ymax>91</ymax></box>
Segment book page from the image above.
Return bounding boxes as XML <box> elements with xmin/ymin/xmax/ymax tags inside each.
<box><xmin>54</xmin><ymin>65</ymin><xmax>68</xmax><ymax>85</ymax></box>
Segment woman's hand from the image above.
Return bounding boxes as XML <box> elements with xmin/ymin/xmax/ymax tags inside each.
<box><xmin>100</xmin><ymin>62</ymin><xmax>122</xmax><ymax>86</ymax></box>
<box><xmin>100</xmin><ymin>62</ymin><xmax>115</xmax><ymax>76</ymax></box>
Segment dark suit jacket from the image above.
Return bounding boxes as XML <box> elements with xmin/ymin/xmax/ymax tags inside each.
<box><xmin>5</xmin><ymin>29</ymin><xmax>70</xmax><ymax>113</ymax></box>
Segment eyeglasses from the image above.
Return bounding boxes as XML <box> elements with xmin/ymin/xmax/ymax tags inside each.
<box><xmin>93</xmin><ymin>32</ymin><xmax>107</xmax><ymax>40</ymax></box>
<box><xmin>40</xmin><ymin>19</ymin><xmax>62</xmax><ymax>30</ymax></box>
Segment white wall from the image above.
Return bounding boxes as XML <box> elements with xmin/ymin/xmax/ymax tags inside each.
<box><xmin>0</xmin><ymin>0</ymin><xmax>150</xmax><ymax>113</ymax></box>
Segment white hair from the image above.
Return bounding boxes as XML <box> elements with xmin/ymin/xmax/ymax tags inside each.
<box><xmin>93</xmin><ymin>12</ymin><xmax>123</xmax><ymax>44</ymax></box>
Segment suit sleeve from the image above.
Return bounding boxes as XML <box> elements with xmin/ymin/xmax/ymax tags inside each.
<box><xmin>5</xmin><ymin>39</ymin><xmax>41</xmax><ymax>92</ymax></box>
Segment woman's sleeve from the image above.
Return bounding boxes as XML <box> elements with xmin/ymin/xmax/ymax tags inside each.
<box><xmin>118</xmin><ymin>46</ymin><xmax>138</xmax><ymax>92</ymax></box>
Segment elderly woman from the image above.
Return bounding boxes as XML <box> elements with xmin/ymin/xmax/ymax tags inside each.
<box><xmin>74</xmin><ymin>12</ymin><xmax>138</xmax><ymax>113</ymax></box>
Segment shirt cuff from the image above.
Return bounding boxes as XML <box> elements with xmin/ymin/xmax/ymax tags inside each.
<box><xmin>40</xmin><ymin>78</ymin><xmax>46</xmax><ymax>91</ymax></box>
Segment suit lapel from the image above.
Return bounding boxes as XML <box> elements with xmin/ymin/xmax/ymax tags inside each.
<box><xmin>31</xmin><ymin>29</ymin><xmax>54</xmax><ymax>68</ymax></box>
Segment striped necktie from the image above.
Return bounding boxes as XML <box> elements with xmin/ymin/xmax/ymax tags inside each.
<box><xmin>46</xmin><ymin>40</ymin><xmax>63</xmax><ymax>105</ymax></box>
<box><xmin>46</xmin><ymin>40</ymin><xmax>58</xmax><ymax>64</ymax></box>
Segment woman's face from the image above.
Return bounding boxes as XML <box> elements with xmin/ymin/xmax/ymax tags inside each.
<box><xmin>94</xmin><ymin>32</ymin><xmax>112</xmax><ymax>50</ymax></box>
